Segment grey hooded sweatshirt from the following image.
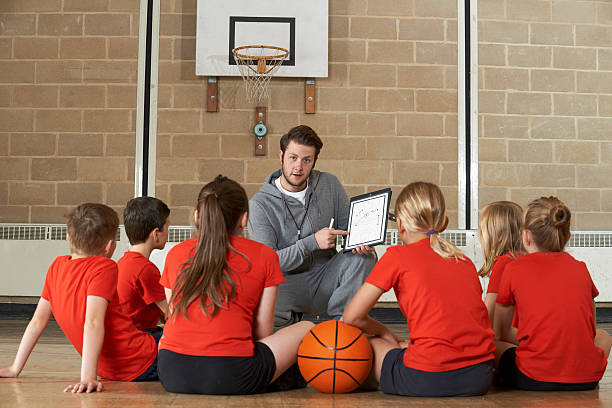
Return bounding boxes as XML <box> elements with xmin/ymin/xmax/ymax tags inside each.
<box><xmin>248</xmin><ymin>169</ymin><xmax>350</xmax><ymax>275</ymax></box>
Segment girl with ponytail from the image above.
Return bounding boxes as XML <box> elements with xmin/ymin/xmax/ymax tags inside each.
<box><xmin>157</xmin><ymin>175</ymin><xmax>313</xmax><ymax>395</ymax></box>
<box><xmin>343</xmin><ymin>182</ymin><xmax>495</xmax><ymax>397</ymax></box>
<box><xmin>494</xmin><ymin>196</ymin><xmax>611</xmax><ymax>391</ymax></box>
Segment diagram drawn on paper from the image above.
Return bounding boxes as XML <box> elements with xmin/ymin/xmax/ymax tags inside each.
<box><xmin>347</xmin><ymin>195</ymin><xmax>387</xmax><ymax>248</ymax></box>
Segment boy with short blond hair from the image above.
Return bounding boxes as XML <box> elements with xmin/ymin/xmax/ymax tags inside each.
<box><xmin>0</xmin><ymin>203</ymin><xmax>158</xmax><ymax>392</ymax></box>
<box><xmin>117</xmin><ymin>196</ymin><xmax>170</xmax><ymax>331</ymax></box>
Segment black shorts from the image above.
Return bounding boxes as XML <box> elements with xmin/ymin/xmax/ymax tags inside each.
<box><xmin>158</xmin><ymin>342</ymin><xmax>276</xmax><ymax>395</ymax></box>
<box><xmin>132</xmin><ymin>329</ymin><xmax>162</xmax><ymax>382</ymax></box>
<box><xmin>380</xmin><ymin>348</ymin><xmax>493</xmax><ymax>397</ymax></box>
<box><xmin>498</xmin><ymin>347</ymin><xmax>598</xmax><ymax>391</ymax></box>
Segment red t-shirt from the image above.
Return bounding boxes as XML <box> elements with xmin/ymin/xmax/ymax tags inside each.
<box><xmin>41</xmin><ymin>256</ymin><xmax>157</xmax><ymax>381</ymax></box>
<box><xmin>487</xmin><ymin>252</ymin><xmax>520</xmax><ymax>327</ymax></box>
<box><xmin>487</xmin><ymin>253</ymin><xmax>517</xmax><ymax>294</ymax></box>
<box><xmin>117</xmin><ymin>251</ymin><xmax>165</xmax><ymax>330</ymax></box>
<box><xmin>159</xmin><ymin>236</ymin><xmax>284</xmax><ymax>357</ymax></box>
<box><xmin>497</xmin><ymin>252</ymin><xmax>607</xmax><ymax>383</ymax></box>
<box><xmin>366</xmin><ymin>239</ymin><xmax>495</xmax><ymax>372</ymax></box>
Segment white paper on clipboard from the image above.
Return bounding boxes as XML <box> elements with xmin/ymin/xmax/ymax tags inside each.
<box><xmin>343</xmin><ymin>188</ymin><xmax>391</xmax><ymax>252</ymax></box>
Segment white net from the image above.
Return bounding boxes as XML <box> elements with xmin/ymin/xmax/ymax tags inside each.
<box><xmin>232</xmin><ymin>45</ymin><xmax>289</xmax><ymax>103</ymax></box>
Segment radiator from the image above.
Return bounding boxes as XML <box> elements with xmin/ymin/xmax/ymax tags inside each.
<box><xmin>1</xmin><ymin>224</ymin><xmax>611</xmax><ymax>302</ymax></box>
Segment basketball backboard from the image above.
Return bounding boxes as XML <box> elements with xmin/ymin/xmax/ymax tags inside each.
<box><xmin>196</xmin><ymin>0</ymin><xmax>328</xmax><ymax>78</ymax></box>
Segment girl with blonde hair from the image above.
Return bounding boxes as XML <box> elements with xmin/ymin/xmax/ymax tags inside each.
<box><xmin>495</xmin><ymin>196</ymin><xmax>612</xmax><ymax>390</ymax></box>
<box><xmin>478</xmin><ymin>201</ymin><xmax>523</xmax><ymax>334</ymax></box>
<box><xmin>157</xmin><ymin>175</ymin><xmax>313</xmax><ymax>394</ymax></box>
<box><xmin>343</xmin><ymin>182</ymin><xmax>495</xmax><ymax>397</ymax></box>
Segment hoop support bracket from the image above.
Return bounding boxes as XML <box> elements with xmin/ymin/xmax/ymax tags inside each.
<box><xmin>254</xmin><ymin>107</ymin><xmax>267</xmax><ymax>156</ymax></box>
<box><xmin>305</xmin><ymin>78</ymin><xmax>316</xmax><ymax>114</ymax></box>
<box><xmin>207</xmin><ymin>76</ymin><xmax>218</xmax><ymax>112</ymax></box>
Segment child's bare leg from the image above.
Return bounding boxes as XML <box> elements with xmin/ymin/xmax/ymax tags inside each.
<box><xmin>369</xmin><ymin>336</ymin><xmax>399</xmax><ymax>382</ymax></box>
<box><xmin>258</xmin><ymin>321</ymin><xmax>314</xmax><ymax>382</ymax></box>
<box><xmin>595</xmin><ymin>329</ymin><xmax>612</xmax><ymax>358</ymax></box>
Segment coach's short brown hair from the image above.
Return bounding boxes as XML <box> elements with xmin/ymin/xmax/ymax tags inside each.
<box><xmin>66</xmin><ymin>203</ymin><xmax>119</xmax><ymax>256</ymax></box>
<box><xmin>280</xmin><ymin>125</ymin><xmax>323</xmax><ymax>158</ymax></box>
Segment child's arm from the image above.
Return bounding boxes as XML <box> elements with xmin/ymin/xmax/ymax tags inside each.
<box><xmin>494</xmin><ymin>303</ymin><xmax>518</xmax><ymax>344</ymax></box>
<box><xmin>343</xmin><ymin>283</ymin><xmax>404</xmax><ymax>347</ymax></box>
<box><xmin>0</xmin><ymin>298</ymin><xmax>52</xmax><ymax>377</ymax></box>
<box><xmin>155</xmin><ymin>299</ymin><xmax>169</xmax><ymax>322</ymax></box>
<box><xmin>64</xmin><ymin>296</ymin><xmax>107</xmax><ymax>393</ymax></box>
<box><xmin>484</xmin><ymin>293</ymin><xmax>497</xmax><ymax>328</ymax></box>
<box><xmin>164</xmin><ymin>288</ymin><xmax>173</xmax><ymax>315</ymax></box>
<box><xmin>487</xmin><ymin>294</ymin><xmax>519</xmax><ymax>345</ymax></box>
<box><xmin>253</xmin><ymin>286</ymin><xmax>277</xmax><ymax>340</ymax></box>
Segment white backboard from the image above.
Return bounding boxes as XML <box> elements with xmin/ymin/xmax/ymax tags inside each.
<box><xmin>196</xmin><ymin>0</ymin><xmax>328</xmax><ymax>78</ymax></box>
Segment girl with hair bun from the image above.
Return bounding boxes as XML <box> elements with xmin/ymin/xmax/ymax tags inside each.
<box><xmin>494</xmin><ymin>196</ymin><xmax>612</xmax><ymax>391</ymax></box>
<box><xmin>478</xmin><ymin>201</ymin><xmax>524</xmax><ymax>335</ymax></box>
<box><xmin>157</xmin><ymin>175</ymin><xmax>313</xmax><ymax>395</ymax></box>
<box><xmin>343</xmin><ymin>182</ymin><xmax>495</xmax><ymax>397</ymax></box>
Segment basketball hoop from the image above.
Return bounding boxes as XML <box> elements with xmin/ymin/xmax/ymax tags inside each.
<box><xmin>232</xmin><ymin>45</ymin><xmax>289</xmax><ymax>103</ymax></box>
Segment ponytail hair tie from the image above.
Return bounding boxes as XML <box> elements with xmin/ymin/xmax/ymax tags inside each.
<box><xmin>427</xmin><ymin>229</ymin><xmax>437</xmax><ymax>236</ymax></box>
<box><xmin>197</xmin><ymin>192</ymin><xmax>218</xmax><ymax>203</ymax></box>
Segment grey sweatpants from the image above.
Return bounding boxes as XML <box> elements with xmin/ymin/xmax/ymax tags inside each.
<box><xmin>274</xmin><ymin>250</ymin><xmax>377</xmax><ymax>329</ymax></box>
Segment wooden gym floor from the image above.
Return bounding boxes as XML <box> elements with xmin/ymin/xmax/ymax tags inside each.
<box><xmin>1</xmin><ymin>319</ymin><xmax>611</xmax><ymax>407</ymax></box>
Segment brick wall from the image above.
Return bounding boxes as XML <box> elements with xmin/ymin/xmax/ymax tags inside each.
<box><xmin>0</xmin><ymin>0</ymin><xmax>138</xmax><ymax>223</ymax></box>
<box><xmin>2</xmin><ymin>0</ymin><xmax>609</xmax><ymax>229</ymax></box>
<box><xmin>156</xmin><ymin>0</ymin><xmax>459</xmax><ymax>226</ymax></box>
<box><xmin>479</xmin><ymin>0</ymin><xmax>612</xmax><ymax>229</ymax></box>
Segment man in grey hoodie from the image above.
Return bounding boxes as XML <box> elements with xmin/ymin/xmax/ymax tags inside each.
<box><xmin>248</xmin><ymin>125</ymin><xmax>377</xmax><ymax>328</ymax></box>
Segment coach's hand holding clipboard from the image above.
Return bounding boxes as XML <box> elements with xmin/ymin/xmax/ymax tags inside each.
<box><xmin>342</xmin><ymin>188</ymin><xmax>392</xmax><ymax>253</ymax></box>
<box><xmin>314</xmin><ymin>216</ymin><xmax>373</xmax><ymax>255</ymax></box>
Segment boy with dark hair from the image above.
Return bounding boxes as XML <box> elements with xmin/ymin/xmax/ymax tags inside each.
<box><xmin>117</xmin><ymin>197</ymin><xmax>170</xmax><ymax>331</ymax></box>
<box><xmin>0</xmin><ymin>203</ymin><xmax>159</xmax><ymax>392</ymax></box>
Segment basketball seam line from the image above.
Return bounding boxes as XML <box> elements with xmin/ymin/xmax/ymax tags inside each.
<box><xmin>297</xmin><ymin>355</ymin><xmax>372</xmax><ymax>362</ymax></box>
<box><xmin>308</xmin><ymin>329</ymin><xmax>365</xmax><ymax>351</ymax></box>
<box><xmin>303</xmin><ymin>367</ymin><xmax>362</xmax><ymax>387</ymax></box>
<box><xmin>333</xmin><ymin>320</ymin><xmax>338</xmax><ymax>393</ymax></box>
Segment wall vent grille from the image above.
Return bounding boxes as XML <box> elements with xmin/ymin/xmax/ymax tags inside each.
<box><xmin>0</xmin><ymin>224</ymin><xmax>120</xmax><ymax>241</ymax></box>
<box><xmin>168</xmin><ymin>227</ymin><xmax>192</xmax><ymax>243</ymax></box>
<box><xmin>1</xmin><ymin>225</ymin><xmax>611</xmax><ymax>248</ymax></box>
<box><xmin>568</xmin><ymin>232</ymin><xmax>612</xmax><ymax>248</ymax></box>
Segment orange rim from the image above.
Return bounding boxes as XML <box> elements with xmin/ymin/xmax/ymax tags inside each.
<box><xmin>232</xmin><ymin>45</ymin><xmax>289</xmax><ymax>61</ymax></box>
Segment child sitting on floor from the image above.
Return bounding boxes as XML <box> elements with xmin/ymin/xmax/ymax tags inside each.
<box><xmin>343</xmin><ymin>181</ymin><xmax>495</xmax><ymax>397</ymax></box>
<box><xmin>478</xmin><ymin>201</ymin><xmax>523</xmax><ymax>335</ymax></box>
<box><xmin>157</xmin><ymin>175</ymin><xmax>313</xmax><ymax>395</ymax></box>
<box><xmin>117</xmin><ymin>196</ymin><xmax>169</xmax><ymax>332</ymax></box>
<box><xmin>494</xmin><ymin>196</ymin><xmax>612</xmax><ymax>391</ymax></box>
<box><xmin>0</xmin><ymin>203</ymin><xmax>159</xmax><ymax>392</ymax></box>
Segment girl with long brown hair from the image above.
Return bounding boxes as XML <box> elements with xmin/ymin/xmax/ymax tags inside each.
<box><xmin>494</xmin><ymin>196</ymin><xmax>612</xmax><ymax>391</ymax></box>
<box><xmin>157</xmin><ymin>175</ymin><xmax>313</xmax><ymax>394</ymax></box>
<box><xmin>343</xmin><ymin>182</ymin><xmax>495</xmax><ymax>397</ymax></box>
<box><xmin>478</xmin><ymin>201</ymin><xmax>523</xmax><ymax>334</ymax></box>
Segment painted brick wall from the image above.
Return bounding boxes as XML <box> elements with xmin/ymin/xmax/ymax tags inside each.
<box><xmin>155</xmin><ymin>0</ymin><xmax>459</xmax><ymax>225</ymax></box>
<box><xmin>479</xmin><ymin>0</ymin><xmax>612</xmax><ymax>229</ymax></box>
<box><xmin>0</xmin><ymin>0</ymin><xmax>138</xmax><ymax>222</ymax></box>
<box><xmin>3</xmin><ymin>1</ymin><xmax>608</xmax><ymax>230</ymax></box>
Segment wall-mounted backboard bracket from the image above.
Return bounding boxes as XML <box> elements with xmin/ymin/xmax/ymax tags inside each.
<box><xmin>254</xmin><ymin>107</ymin><xmax>267</xmax><ymax>156</ymax></box>
<box><xmin>305</xmin><ymin>78</ymin><xmax>315</xmax><ymax>114</ymax></box>
<box><xmin>207</xmin><ymin>76</ymin><xmax>218</xmax><ymax>112</ymax></box>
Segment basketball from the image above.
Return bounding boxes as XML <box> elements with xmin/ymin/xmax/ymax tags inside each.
<box><xmin>297</xmin><ymin>320</ymin><xmax>373</xmax><ymax>394</ymax></box>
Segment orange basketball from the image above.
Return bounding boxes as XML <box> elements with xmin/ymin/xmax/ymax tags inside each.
<box><xmin>297</xmin><ymin>320</ymin><xmax>373</xmax><ymax>393</ymax></box>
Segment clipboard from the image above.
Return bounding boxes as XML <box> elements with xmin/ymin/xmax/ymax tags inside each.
<box><xmin>342</xmin><ymin>188</ymin><xmax>392</xmax><ymax>252</ymax></box>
